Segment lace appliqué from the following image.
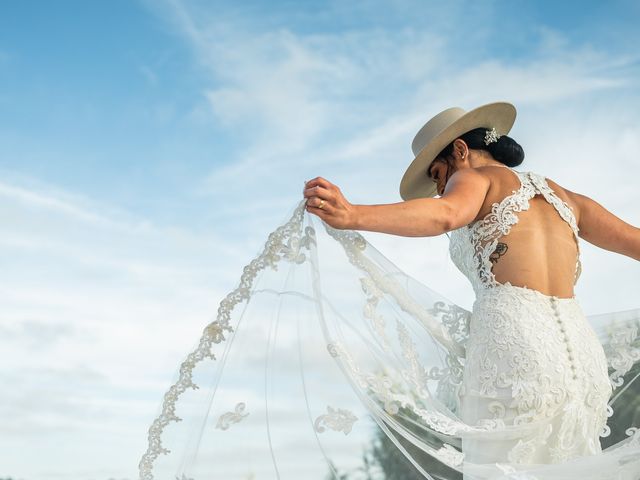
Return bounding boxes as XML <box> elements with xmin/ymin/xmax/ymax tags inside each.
<box><xmin>358</xmin><ymin>277</ymin><xmax>468</xmax><ymax>413</ymax></box>
<box><xmin>507</xmin><ymin>424</ymin><xmax>553</xmax><ymax>464</ymax></box>
<box><xmin>329</xmin><ymin>341</ymin><xmax>479</xmax><ymax>435</ymax></box>
<box><xmin>429</xmin><ymin>301</ymin><xmax>469</xmax><ymax>414</ymax></box>
<box><xmin>604</xmin><ymin>318</ymin><xmax>640</xmax><ymax>388</ymax></box>
<box><xmin>449</xmin><ymin>171</ymin><xmax>582</xmax><ymax>295</ymax></box>
<box><xmin>447</xmin><ymin>170</ymin><xmax>613</xmax><ymax>466</ymax></box>
<box><xmin>138</xmin><ymin>202</ymin><xmax>315</xmax><ymax>480</ymax></box>
<box><xmin>215</xmin><ymin>402</ymin><xmax>249</xmax><ymax>431</ymax></box>
<box><xmin>469</xmin><ymin>173</ymin><xmax>535</xmax><ymax>289</ymax></box>
<box><xmin>461</xmin><ymin>285</ymin><xmax>612</xmax><ymax>462</ymax></box>
<box><xmin>360</xmin><ymin>277</ymin><xmax>392</xmax><ymax>351</ymax></box>
<box><xmin>432</xmin><ymin>444</ymin><xmax>464</xmax><ymax>467</ymax></box>
<box><xmin>626</xmin><ymin>427</ymin><xmax>640</xmax><ymax>443</ymax></box>
<box><xmin>324</xmin><ymin>224</ymin><xmax>466</xmax><ymax>359</ymax></box>
<box><xmin>314</xmin><ymin>406</ymin><xmax>358</xmax><ymax>435</ymax></box>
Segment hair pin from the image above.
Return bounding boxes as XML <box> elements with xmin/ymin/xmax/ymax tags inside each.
<box><xmin>484</xmin><ymin>127</ymin><xmax>501</xmax><ymax>145</ymax></box>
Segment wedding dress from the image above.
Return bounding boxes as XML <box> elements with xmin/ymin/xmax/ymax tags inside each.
<box><xmin>138</xmin><ymin>169</ymin><xmax>640</xmax><ymax>480</ymax></box>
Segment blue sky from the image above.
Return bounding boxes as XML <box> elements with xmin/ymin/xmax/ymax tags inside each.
<box><xmin>1</xmin><ymin>1</ymin><xmax>639</xmax><ymax>479</ymax></box>
<box><xmin>1</xmin><ymin>1</ymin><xmax>210</xmax><ymax>221</ymax></box>
<box><xmin>2</xmin><ymin>0</ymin><xmax>639</xmax><ymax>226</ymax></box>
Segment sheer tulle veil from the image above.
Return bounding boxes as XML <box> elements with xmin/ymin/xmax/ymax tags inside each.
<box><xmin>138</xmin><ymin>201</ymin><xmax>640</xmax><ymax>480</ymax></box>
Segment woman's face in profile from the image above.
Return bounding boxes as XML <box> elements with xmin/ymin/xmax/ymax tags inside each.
<box><xmin>428</xmin><ymin>158</ymin><xmax>454</xmax><ymax>196</ymax></box>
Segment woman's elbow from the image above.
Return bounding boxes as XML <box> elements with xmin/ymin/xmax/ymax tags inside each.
<box><xmin>436</xmin><ymin>203</ymin><xmax>459</xmax><ymax>234</ymax></box>
<box><xmin>435</xmin><ymin>197</ymin><xmax>481</xmax><ymax>234</ymax></box>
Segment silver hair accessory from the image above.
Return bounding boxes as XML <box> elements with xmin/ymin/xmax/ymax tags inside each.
<box><xmin>484</xmin><ymin>127</ymin><xmax>500</xmax><ymax>145</ymax></box>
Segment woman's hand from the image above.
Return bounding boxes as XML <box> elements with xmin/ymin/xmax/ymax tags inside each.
<box><xmin>303</xmin><ymin>177</ymin><xmax>357</xmax><ymax>229</ymax></box>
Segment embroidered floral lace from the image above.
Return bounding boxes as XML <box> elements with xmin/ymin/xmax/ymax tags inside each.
<box><xmin>139</xmin><ymin>176</ymin><xmax>640</xmax><ymax>480</ymax></box>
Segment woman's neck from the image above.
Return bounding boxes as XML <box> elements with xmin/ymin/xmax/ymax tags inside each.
<box><xmin>468</xmin><ymin>154</ymin><xmax>508</xmax><ymax>169</ymax></box>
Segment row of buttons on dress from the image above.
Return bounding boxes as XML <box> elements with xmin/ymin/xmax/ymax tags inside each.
<box><xmin>551</xmin><ymin>297</ymin><xmax>579</xmax><ymax>380</ymax></box>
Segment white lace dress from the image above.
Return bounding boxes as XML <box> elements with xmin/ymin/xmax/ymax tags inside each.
<box><xmin>449</xmin><ymin>171</ymin><xmax>612</xmax><ymax>467</ymax></box>
<box><xmin>138</xmin><ymin>171</ymin><xmax>640</xmax><ymax>480</ymax></box>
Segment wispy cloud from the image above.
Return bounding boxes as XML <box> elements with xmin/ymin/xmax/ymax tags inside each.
<box><xmin>149</xmin><ymin>0</ymin><xmax>640</xmax><ymax>259</ymax></box>
<box><xmin>0</xmin><ymin>180</ymin><xmax>121</xmax><ymax>227</ymax></box>
<box><xmin>0</xmin><ymin>175</ymin><xmax>261</xmax><ymax>477</ymax></box>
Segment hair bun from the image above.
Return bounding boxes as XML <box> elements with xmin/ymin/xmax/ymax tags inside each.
<box><xmin>488</xmin><ymin>135</ymin><xmax>525</xmax><ymax>167</ymax></box>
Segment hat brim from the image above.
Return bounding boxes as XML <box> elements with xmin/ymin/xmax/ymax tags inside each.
<box><xmin>399</xmin><ymin>102</ymin><xmax>517</xmax><ymax>200</ymax></box>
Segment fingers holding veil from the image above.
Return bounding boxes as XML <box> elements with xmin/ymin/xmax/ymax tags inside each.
<box><xmin>303</xmin><ymin>177</ymin><xmax>355</xmax><ymax>229</ymax></box>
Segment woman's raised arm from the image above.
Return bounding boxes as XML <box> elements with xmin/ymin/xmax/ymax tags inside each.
<box><xmin>303</xmin><ymin>168</ymin><xmax>490</xmax><ymax>237</ymax></box>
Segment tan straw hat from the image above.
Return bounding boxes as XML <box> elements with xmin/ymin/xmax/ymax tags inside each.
<box><xmin>400</xmin><ymin>102</ymin><xmax>517</xmax><ymax>200</ymax></box>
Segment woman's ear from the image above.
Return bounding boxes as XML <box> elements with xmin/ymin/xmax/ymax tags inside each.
<box><xmin>452</xmin><ymin>138</ymin><xmax>468</xmax><ymax>161</ymax></box>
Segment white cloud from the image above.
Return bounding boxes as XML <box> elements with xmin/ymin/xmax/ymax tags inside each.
<box><xmin>0</xmin><ymin>176</ymin><xmax>264</xmax><ymax>478</ymax></box>
<box><xmin>154</xmin><ymin>1</ymin><xmax>639</xmax><ymax>224</ymax></box>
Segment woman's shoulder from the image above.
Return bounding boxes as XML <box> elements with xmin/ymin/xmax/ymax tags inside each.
<box><xmin>513</xmin><ymin>171</ymin><xmax>582</xmax><ymax>222</ymax></box>
<box><xmin>493</xmin><ymin>169</ymin><xmax>570</xmax><ymax>197</ymax></box>
<box><xmin>529</xmin><ymin>173</ymin><xmax>575</xmax><ymax>205</ymax></box>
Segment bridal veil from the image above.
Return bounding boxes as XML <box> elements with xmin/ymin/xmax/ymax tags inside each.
<box><xmin>138</xmin><ymin>202</ymin><xmax>640</xmax><ymax>480</ymax></box>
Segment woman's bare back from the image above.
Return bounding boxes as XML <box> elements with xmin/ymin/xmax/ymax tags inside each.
<box><xmin>472</xmin><ymin>166</ymin><xmax>579</xmax><ymax>298</ymax></box>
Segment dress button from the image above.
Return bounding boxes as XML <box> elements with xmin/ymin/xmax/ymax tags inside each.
<box><xmin>571</xmin><ymin>364</ymin><xmax>577</xmax><ymax>371</ymax></box>
<box><xmin>573</xmin><ymin>374</ymin><xmax>578</xmax><ymax>380</ymax></box>
<box><xmin>566</xmin><ymin>344</ymin><xmax>573</xmax><ymax>352</ymax></box>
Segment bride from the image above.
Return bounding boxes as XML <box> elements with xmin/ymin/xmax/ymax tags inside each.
<box><xmin>139</xmin><ymin>102</ymin><xmax>640</xmax><ymax>479</ymax></box>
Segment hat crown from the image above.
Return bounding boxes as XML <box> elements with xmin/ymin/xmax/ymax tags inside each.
<box><xmin>411</xmin><ymin>107</ymin><xmax>467</xmax><ymax>157</ymax></box>
<box><xmin>401</xmin><ymin>102</ymin><xmax>517</xmax><ymax>200</ymax></box>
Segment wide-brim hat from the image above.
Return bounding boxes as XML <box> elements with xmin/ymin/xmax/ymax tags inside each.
<box><xmin>399</xmin><ymin>102</ymin><xmax>517</xmax><ymax>200</ymax></box>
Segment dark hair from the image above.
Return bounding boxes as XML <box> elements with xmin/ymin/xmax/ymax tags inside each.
<box><xmin>437</xmin><ymin>128</ymin><xmax>525</xmax><ymax>167</ymax></box>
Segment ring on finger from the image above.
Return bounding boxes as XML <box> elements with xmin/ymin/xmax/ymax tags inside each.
<box><xmin>318</xmin><ymin>199</ymin><xmax>325</xmax><ymax>209</ymax></box>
